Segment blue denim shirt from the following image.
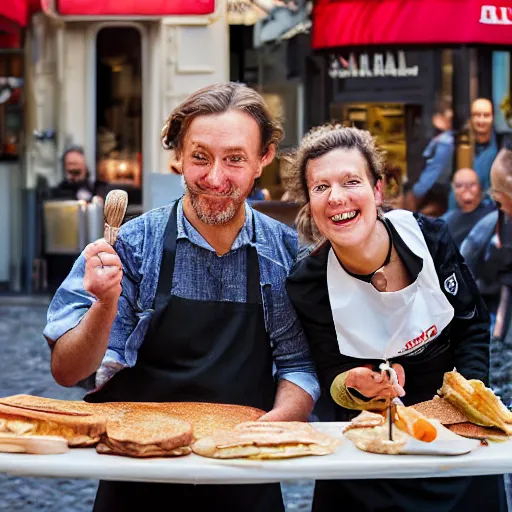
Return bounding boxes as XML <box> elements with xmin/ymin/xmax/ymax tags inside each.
<box><xmin>413</xmin><ymin>130</ymin><xmax>454</xmax><ymax>198</ymax></box>
<box><xmin>44</xmin><ymin>199</ymin><xmax>320</xmax><ymax>402</ymax></box>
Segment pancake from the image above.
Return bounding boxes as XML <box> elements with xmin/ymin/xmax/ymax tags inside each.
<box><xmin>97</xmin><ymin>409</ymin><xmax>193</xmax><ymax>458</ymax></box>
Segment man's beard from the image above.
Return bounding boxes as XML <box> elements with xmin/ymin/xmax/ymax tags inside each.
<box><xmin>184</xmin><ymin>181</ymin><xmax>246</xmax><ymax>225</ymax></box>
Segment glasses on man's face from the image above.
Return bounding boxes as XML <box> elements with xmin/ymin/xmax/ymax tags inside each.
<box><xmin>66</xmin><ymin>169</ymin><xmax>82</xmax><ymax>177</ymax></box>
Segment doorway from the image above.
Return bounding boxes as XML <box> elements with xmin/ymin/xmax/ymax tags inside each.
<box><xmin>95</xmin><ymin>26</ymin><xmax>143</xmax><ymax>206</ymax></box>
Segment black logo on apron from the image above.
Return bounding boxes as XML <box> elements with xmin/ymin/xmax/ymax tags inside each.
<box><xmin>444</xmin><ymin>273</ymin><xmax>458</xmax><ymax>296</ymax></box>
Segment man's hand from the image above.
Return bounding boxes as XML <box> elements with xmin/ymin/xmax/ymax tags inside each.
<box><xmin>346</xmin><ymin>364</ymin><xmax>406</xmax><ymax>400</ymax></box>
<box><xmin>83</xmin><ymin>239</ymin><xmax>123</xmax><ymax>306</ymax></box>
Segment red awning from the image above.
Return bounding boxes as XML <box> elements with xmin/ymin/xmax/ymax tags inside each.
<box><xmin>313</xmin><ymin>0</ymin><xmax>512</xmax><ymax>49</ymax></box>
<box><xmin>55</xmin><ymin>0</ymin><xmax>215</xmax><ymax>16</ymax></box>
<box><xmin>0</xmin><ymin>0</ymin><xmax>27</xmax><ymax>27</ymax></box>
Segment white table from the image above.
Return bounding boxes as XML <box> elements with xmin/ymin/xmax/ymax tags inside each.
<box><xmin>0</xmin><ymin>423</ymin><xmax>510</xmax><ymax>484</ymax></box>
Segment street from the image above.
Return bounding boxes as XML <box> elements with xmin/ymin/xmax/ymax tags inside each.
<box><xmin>0</xmin><ymin>301</ymin><xmax>314</xmax><ymax>511</ymax></box>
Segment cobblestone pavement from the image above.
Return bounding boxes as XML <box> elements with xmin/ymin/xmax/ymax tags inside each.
<box><xmin>0</xmin><ymin>301</ymin><xmax>314</xmax><ymax>512</ymax></box>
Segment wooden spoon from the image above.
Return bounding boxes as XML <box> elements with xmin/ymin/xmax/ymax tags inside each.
<box><xmin>104</xmin><ymin>190</ymin><xmax>128</xmax><ymax>246</ymax></box>
<box><xmin>0</xmin><ymin>433</ymin><xmax>69</xmax><ymax>455</ymax></box>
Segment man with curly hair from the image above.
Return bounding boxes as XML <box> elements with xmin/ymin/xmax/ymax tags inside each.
<box><xmin>43</xmin><ymin>82</ymin><xmax>319</xmax><ymax>512</ymax></box>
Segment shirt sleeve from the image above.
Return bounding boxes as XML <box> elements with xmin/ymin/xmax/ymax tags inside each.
<box><xmin>43</xmin><ymin>230</ymin><xmax>142</xmax><ymax>373</ymax></box>
<box><xmin>43</xmin><ymin>254</ymin><xmax>95</xmax><ymax>345</ymax></box>
<box><xmin>264</xmin><ymin>283</ymin><xmax>321</xmax><ymax>404</ymax></box>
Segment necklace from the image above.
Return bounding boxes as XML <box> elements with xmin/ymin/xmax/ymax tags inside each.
<box><xmin>338</xmin><ymin>219</ymin><xmax>394</xmax><ymax>292</ymax></box>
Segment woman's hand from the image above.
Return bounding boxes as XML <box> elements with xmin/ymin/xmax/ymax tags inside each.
<box><xmin>346</xmin><ymin>364</ymin><xmax>405</xmax><ymax>400</ymax></box>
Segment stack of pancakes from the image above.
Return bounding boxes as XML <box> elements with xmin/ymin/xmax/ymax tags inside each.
<box><xmin>0</xmin><ymin>395</ymin><xmax>340</xmax><ymax>459</ymax></box>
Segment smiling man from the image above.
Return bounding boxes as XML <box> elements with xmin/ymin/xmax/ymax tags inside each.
<box><xmin>43</xmin><ymin>82</ymin><xmax>319</xmax><ymax>512</ymax></box>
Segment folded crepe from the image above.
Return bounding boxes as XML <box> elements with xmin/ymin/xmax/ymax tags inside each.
<box><xmin>0</xmin><ymin>403</ymin><xmax>105</xmax><ymax>447</ymax></box>
<box><xmin>192</xmin><ymin>421</ymin><xmax>340</xmax><ymax>460</ymax></box>
<box><xmin>344</xmin><ymin>417</ymin><xmax>408</xmax><ymax>455</ymax></box>
<box><xmin>438</xmin><ymin>370</ymin><xmax>512</xmax><ymax>435</ymax></box>
<box><xmin>97</xmin><ymin>410</ymin><xmax>193</xmax><ymax>458</ymax></box>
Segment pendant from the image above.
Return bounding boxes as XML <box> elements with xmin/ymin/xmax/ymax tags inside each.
<box><xmin>371</xmin><ymin>269</ymin><xmax>388</xmax><ymax>292</ymax></box>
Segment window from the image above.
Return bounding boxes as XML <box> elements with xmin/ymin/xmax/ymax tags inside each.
<box><xmin>95</xmin><ymin>27</ymin><xmax>142</xmax><ymax>205</ymax></box>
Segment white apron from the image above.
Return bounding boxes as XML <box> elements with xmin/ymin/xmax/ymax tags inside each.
<box><xmin>327</xmin><ymin>210</ymin><xmax>454</xmax><ymax>360</ymax></box>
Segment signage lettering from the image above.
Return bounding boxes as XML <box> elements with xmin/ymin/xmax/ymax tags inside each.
<box><xmin>480</xmin><ymin>5</ymin><xmax>512</xmax><ymax>25</ymax></box>
<box><xmin>329</xmin><ymin>51</ymin><xmax>419</xmax><ymax>79</ymax></box>
<box><xmin>399</xmin><ymin>325</ymin><xmax>438</xmax><ymax>354</ymax></box>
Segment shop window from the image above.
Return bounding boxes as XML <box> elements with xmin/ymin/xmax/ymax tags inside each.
<box><xmin>95</xmin><ymin>27</ymin><xmax>142</xmax><ymax>205</ymax></box>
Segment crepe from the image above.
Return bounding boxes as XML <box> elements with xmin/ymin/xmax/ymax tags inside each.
<box><xmin>192</xmin><ymin>421</ymin><xmax>340</xmax><ymax>460</ymax></box>
<box><xmin>412</xmin><ymin>396</ymin><xmax>468</xmax><ymax>425</ymax></box>
<box><xmin>344</xmin><ymin>423</ymin><xmax>408</xmax><ymax>455</ymax></box>
<box><xmin>394</xmin><ymin>404</ymin><xmax>437</xmax><ymax>442</ymax></box>
<box><xmin>438</xmin><ymin>370</ymin><xmax>512</xmax><ymax>435</ymax></box>
<box><xmin>0</xmin><ymin>403</ymin><xmax>105</xmax><ymax>447</ymax></box>
<box><xmin>446</xmin><ymin>422</ymin><xmax>509</xmax><ymax>442</ymax></box>
<box><xmin>97</xmin><ymin>410</ymin><xmax>193</xmax><ymax>458</ymax></box>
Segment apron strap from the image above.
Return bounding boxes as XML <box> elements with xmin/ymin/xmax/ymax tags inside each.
<box><xmin>152</xmin><ymin>201</ymin><xmax>179</xmax><ymax>313</ymax></box>
<box><xmin>152</xmin><ymin>200</ymin><xmax>263</xmax><ymax>311</ymax></box>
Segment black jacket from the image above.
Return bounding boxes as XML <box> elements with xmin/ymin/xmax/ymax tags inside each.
<box><xmin>286</xmin><ymin>213</ymin><xmax>490</xmax><ymax>421</ymax></box>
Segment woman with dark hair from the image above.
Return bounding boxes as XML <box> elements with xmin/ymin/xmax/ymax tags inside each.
<box><xmin>285</xmin><ymin>124</ymin><xmax>506</xmax><ymax>511</ymax></box>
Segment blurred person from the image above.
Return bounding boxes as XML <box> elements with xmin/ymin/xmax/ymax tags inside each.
<box><xmin>51</xmin><ymin>145</ymin><xmax>107</xmax><ymax>202</ymax></box>
<box><xmin>442</xmin><ymin>168</ymin><xmax>496</xmax><ymax>247</ymax></box>
<box><xmin>286</xmin><ymin>124</ymin><xmax>505</xmax><ymax>512</ymax></box>
<box><xmin>472</xmin><ymin>98</ymin><xmax>498</xmax><ymax>194</ymax></box>
<box><xmin>43</xmin><ymin>82</ymin><xmax>319</xmax><ymax>512</ymax></box>
<box><xmin>247</xmin><ymin>177</ymin><xmax>271</xmax><ymax>201</ymax></box>
<box><xmin>406</xmin><ymin>97</ymin><xmax>454</xmax><ymax>216</ymax></box>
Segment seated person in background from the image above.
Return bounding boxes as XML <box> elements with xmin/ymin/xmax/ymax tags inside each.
<box><xmin>51</xmin><ymin>145</ymin><xmax>107</xmax><ymax>202</ymax></box>
<box><xmin>442</xmin><ymin>168</ymin><xmax>496</xmax><ymax>247</ymax></box>
<box><xmin>247</xmin><ymin>178</ymin><xmax>271</xmax><ymax>202</ymax></box>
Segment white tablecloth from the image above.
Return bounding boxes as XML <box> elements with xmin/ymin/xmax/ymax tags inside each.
<box><xmin>0</xmin><ymin>423</ymin><xmax>510</xmax><ymax>484</ymax></box>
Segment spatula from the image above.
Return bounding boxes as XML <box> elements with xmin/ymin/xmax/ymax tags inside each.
<box><xmin>0</xmin><ymin>433</ymin><xmax>69</xmax><ymax>454</ymax></box>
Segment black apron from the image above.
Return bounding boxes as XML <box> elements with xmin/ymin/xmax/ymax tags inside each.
<box><xmin>312</xmin><ymin>335</ymin><xmax>508</xmax><ymax>512</ymax></box>
<box><xmin>86</xmin><ymin>203</ymin><xmax>284</xmax><ymax>512</ymax></box>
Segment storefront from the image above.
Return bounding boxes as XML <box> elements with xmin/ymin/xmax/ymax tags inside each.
<box><xmin>310</xmin><ymin>0</ymin><xmax>512</xmax><ymax>201</ymax></box>
<box><xmin>0</xmin><ymin>0</ymin><xmax>229</xmax><ymax>293</ymax></box>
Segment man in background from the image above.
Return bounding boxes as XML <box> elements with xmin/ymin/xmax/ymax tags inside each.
<box><xmin>442</xmin><ymin>168</ymin><xmax>495</xmax><ymax>247</ymax></box>
<box><xmin>51</xmin><ymin>145</ymin><xmax>106</xmax><ymax>202</ymax></box>
<box><xmin>471</xmin><ymin>98</ymin><xmax>499</xmax><ymax>194</ymax></box>
<box><xmin>407</xmin><ymin>97</ymin><xmax>454</xmax><ymax>216</ymax></box>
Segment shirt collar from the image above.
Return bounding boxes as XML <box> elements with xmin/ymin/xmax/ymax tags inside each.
<box><xmin>176</xmin><ymin>198</ymin><xmax>254</xmax><ymax>252</ymax></box>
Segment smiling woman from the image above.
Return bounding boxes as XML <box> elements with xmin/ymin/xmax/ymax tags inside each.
<box><xmin>285</xmin><ymin>124</ymin><xmax>507</xmax><ymax>511</ymax></box>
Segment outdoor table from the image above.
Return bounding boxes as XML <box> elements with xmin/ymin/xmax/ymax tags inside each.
<box><xmin>0</xmin><ymin>423</ymin><xmax>510</xmax><ymax>484</ymax></box>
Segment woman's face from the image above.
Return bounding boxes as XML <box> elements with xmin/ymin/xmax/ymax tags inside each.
<box><xmin>306</xmin><ymin>147</ymin><xmax>383</xmax><ymax>249</ymax></box>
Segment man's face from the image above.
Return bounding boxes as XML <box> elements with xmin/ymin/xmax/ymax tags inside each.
<box><xmin>471</xmin><ymin>99</ymin><xmax>493</xmax><ymax>141</ymax></box>
<box><xmin>452</xmin><ymin>169</ymin><xmax>482</xmax><ymax>213</ymax></box>
<box><xmin>180</xmin><ymin>111</ymin><xmax>274</xmax><ymax>225</ymax></box>
<box><xmin>64</xmin><ymin>151</ymin><xmax>88</xmax><ymax>183</ymax></box>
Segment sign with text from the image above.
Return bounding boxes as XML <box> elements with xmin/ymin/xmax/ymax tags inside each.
<box><xmin>329</xmin><ymin>51</ymin><xmax>419</xmax><ymax>80</ymax></box>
